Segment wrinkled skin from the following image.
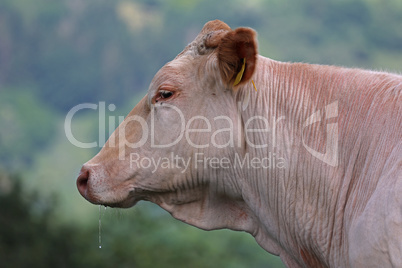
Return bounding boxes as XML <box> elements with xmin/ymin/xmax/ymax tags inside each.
<box><xmin>77</xmin><ymin>20</ymin><xmax>402</xmax><ymax>267</ymax></box>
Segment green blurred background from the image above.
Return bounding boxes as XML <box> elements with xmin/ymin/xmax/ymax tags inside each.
<box><xmin>0</xmin><ymin>0</ymin><xmax>401</xmax><ymax>267</ymax></box>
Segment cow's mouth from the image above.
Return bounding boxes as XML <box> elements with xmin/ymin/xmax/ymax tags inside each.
<box><xmin>76</xmin><ymin>164</ymin><xmax>207</xmax><ymax>212</ymax></box>
<box><xmin>79</xmin><ymin>187</ymin><xmax>144</xmax><ymax>209</ymax></box>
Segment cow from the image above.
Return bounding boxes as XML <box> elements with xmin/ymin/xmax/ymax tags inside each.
<box><xmin>76</xmin><ymin>20</ymin><xmax>402</xmax><ymax>267</ymax></box>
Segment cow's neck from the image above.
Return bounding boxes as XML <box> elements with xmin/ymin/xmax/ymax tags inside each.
<box><xmin>236</xmin><ymin>56</ymin><xmax>344</xmax><ymax>267</ymax></box>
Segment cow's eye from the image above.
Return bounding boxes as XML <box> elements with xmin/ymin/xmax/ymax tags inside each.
<box><xmin>155</xmin><ymin>89</ymin><xmax>174</xmax><ymax>103</ymax></box>
<box><xmin>159</xmin><ymin>90</ymin><xmax>173</xmax><ymax>99</ymax></box>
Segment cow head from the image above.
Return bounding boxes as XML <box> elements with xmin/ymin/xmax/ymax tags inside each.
<box><xmin>77</xmin><ymin>20</ymin><xmax>258</xmax><ymax>233</ymax></box>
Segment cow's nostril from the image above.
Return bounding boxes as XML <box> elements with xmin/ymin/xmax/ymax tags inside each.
<box><xmin>77</xmin><ymin>167</ymin><xmax>90</xmax><ymax>197</ymax></box>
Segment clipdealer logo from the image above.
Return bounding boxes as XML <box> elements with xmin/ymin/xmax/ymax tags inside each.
<box><xmin>64</xmin><ymin>100</ymin><xmax>339</xmax><ymax>167</ymax></box>
<box><xmin>302</xmin><ymin>101</ymin><xmax>339</xmax><ymax>167</ymax></box>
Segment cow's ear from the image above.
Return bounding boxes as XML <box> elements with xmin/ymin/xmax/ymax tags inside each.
<box><xmin>217</xmin><ymin>28</ymin><xmax>257</xmax><ymax>87</ymax></box>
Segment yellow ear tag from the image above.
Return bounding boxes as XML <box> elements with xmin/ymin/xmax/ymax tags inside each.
<box><xmin>252</xmin><ymin>79</ymin><xmax>257</xmax><ymax>92</ymax></box>
<box><xmin>233</xmin><ymin>58</ymin><xmax>246</xmax><ymax>86</ymax></box>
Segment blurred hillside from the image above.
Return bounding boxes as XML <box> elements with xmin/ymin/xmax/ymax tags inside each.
<box><xmin>0</xmin><ymin>0</ymin><xmax>401</xmax><ymax>267</ymax></box>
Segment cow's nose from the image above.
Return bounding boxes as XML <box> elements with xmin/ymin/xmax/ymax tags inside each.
<box><xmin>77</xmin><ymin>166</ymin><xmax>90</xmax><ymax>197</ymax></box>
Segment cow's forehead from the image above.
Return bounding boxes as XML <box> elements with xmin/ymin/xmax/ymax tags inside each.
<box><xmin>154</xmin><ymin>55</ymin><xmax>194</xmax><ymax>84</ymax></box>
<box><xmin>166</xmin><ymin>54</ymin><xmax>195</xmax><ymax>69</ymax></box>
<box><xmin>147</xmin><ymin>55</ymin><xmax>193</xmax><ymax>99</ymax></box>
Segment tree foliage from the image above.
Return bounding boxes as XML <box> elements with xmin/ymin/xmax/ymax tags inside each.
<box><xmin>0</xmin><ymin>90</ymin><xmax>56</xmax><ymax>169</ymax></box>
<box><xmin>0</xmin><ymin>174</ymin><xmax>284</xmax><ymax>268</ymax></box>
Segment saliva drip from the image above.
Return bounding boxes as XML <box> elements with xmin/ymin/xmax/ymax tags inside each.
<box><xmin>99</xmin><ymin>205</ymin><xmax>102</xmax><ymax>248</ymax></box>
<box><xmin>99</xmin><ymin>205</ymin><xmax>106</xmax><ymax>249</ymax></box>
